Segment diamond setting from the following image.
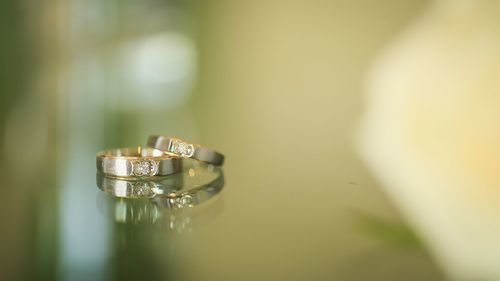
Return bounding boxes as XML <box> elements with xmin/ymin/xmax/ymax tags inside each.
<box><xmin>170</xmin><ymin>139</ymin><xmax>195</xmax><ymax>157</ymax></box>
<box><xmin>131</xmin><ymin>160</ymin><xmax>159</xmax><ymax>176</ymax></box>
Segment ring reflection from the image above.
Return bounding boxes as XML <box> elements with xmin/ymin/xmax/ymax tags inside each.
<box><xmin>96</xmin><ymin>165</ymin><xmax>224</xmax><ymax>231</ymax></box>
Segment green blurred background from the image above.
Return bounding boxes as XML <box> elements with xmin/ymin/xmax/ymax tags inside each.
<box><xmin>0</xmin><ymin>0</ymin><xmax>449</xmax><ymax>281</ymax></box>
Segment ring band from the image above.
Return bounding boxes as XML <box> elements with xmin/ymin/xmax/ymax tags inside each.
<box><xmin>147</xmin><ymin>135</ymin><xmax>225</xmax><ymax>166</ymax></box>
<box><xmin>96</xmin><ymin>147</ymin><xmax>182</xmax><ymax>178</ymax></box>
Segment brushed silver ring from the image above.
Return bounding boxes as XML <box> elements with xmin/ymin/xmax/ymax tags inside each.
<box><xmin>147</xmin><ymin>135</ymin><xmax>225</xmax><ymax>166</ymax></box>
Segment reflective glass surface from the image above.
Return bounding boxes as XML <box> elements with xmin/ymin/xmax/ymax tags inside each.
<box><xmin>0</xmin><ymin>1</ymin><xmax>450</xmax><ymax>281</ymax></box>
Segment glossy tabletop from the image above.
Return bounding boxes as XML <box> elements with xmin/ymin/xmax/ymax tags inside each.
<box><xmin>0</xmin><ymin>1</ymin><xmax>449</xmax><ymax>281</ymax></box>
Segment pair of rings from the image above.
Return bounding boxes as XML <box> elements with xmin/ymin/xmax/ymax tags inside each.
<box><xmin>96</xmin><ymin>136</ymin><xmax>225</xmax><ymax>178</ymax></box>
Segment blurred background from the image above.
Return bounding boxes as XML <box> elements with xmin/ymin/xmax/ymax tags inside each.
<box><xmin>3</xmin><ymin>0</ymin><xmax>500</xmax><ymax>280</ymax></box>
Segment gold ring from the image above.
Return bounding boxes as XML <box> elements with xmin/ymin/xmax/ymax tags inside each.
<box><xmin>96</xmin><ymin>147</ymin><xmax>182</xmax><ymax>178</ymax></box>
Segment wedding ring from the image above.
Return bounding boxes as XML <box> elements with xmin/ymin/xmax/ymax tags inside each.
<box><xmin>147</xmin><ymin>135</ymin><xmax>225</xmax><ymax>166</ymax></box>
<box><xmin>96</xmin><ymin>147</ymin><xmax>182</xmax><ymax>178</ymax></box>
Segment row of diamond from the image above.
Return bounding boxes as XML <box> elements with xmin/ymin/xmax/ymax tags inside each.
<box><xmin>131</xmin><ymin>159</ymin><xmax>159</xmax><ymax>177</ymax></box>
<box><xmin>169</xmin><ymin>138</ymin><xmax>195</xmax><ymax>157</ymax></box>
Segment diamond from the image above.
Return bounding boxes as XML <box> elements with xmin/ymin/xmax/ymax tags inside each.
<box><xmin>179</xmin><ymin>142</ymin><xmax>194</xmax><ymax>157</ymax></box>
<box><xmin>132</xmin><ymin>160</ymin><xmax>159</xmax><ymax>176</ymax></box>
<box><xmin>172</xmin><ymin>140</ymin><xmax>194</xmax><ymax>157</ymax></box>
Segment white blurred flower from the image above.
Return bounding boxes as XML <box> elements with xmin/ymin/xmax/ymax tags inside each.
<box><xmin>359</xmin><ymin>1</ymin><xmax>500</xmax><ymax>280</ymax></box>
